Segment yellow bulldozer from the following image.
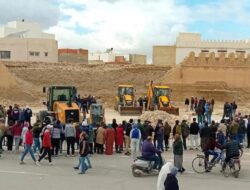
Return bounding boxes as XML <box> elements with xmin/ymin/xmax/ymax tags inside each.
<box><xmin>115</xmin><ymin>85</ymin><xmax>142</xmax><ymax>115</ymax></box>
<box><xmin>37</xmin><ymin>85</ymin><xmax>81</xmax><ymax>124</ymax></box>
<box><xmin>147</xmin><ymin>81</ymin><xmax>179</xmax><ymax>115</ymax></box>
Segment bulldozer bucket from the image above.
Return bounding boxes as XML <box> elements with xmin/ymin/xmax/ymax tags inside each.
<box><xmin>118</xmin><ymin>106</ymin><xmax>143</xmax><ymax>115</ymax></box>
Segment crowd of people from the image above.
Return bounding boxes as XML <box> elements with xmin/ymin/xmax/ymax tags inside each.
<box><xmin>0</xmin><ymin>100</ymin><xmax>249</xmax><ymax>181</ymax></box>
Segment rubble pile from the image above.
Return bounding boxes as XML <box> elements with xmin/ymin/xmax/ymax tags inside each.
<box><xmin>139</xmin><ymin>110</ymin><xmax>179</xmax><ymax>127</ymax></box>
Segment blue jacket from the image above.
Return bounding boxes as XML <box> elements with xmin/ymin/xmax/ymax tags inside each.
<box><xmin>141</xmin><ymin>140</ymin><xmax>160</xmax><ymax>157</ymax></box>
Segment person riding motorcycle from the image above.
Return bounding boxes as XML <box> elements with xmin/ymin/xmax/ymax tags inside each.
<box><xmin>141</xmin><ymin>136</ymin><xmax>162</xmax><ymax>170</ymax></box>
<box><xmin>221</xmin><ymin>137</ymin><xmax>243</xmax><ymax>171</ymax></box>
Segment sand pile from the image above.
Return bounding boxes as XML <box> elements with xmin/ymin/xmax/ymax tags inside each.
<box><xmin>139</xmin><ymin>110</ymin><xmax>179</xmax><ymax>127</ymax></box>
<box><xmin>0</xmin><ymin>63</ymin><xmax>17</xmax><ymax>88</ymax></box>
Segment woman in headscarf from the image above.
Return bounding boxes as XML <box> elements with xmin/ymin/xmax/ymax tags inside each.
<box><xmin>105</xmin><ymin>124</ymin><xmax>115</xmax><ymax>155</ymax></box>
<box><xmin>157</xmin><ymin>162</ymin><xmax>179</xmax><ymax>190</ymax></box>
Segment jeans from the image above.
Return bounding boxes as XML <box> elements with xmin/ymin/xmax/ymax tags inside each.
<box><xmin>130</xmin><ymin>139</ymin><xmax>140</xmax><ymax>159</ymax></box>
<box><xmin>14</xmin><ymin>136</ymin><xmax>21</xmax><ymax>150</ymax></box>
<box><xmin>66</xmin><ymin>137</ymin><xmax>75</xmax><ymax>155</ymax></box>
<box><xmin>33</xmin><ymin>138</ymin><xmax>40</xmax><ymax>153</ymax></box>
<box><xmin>207</xmin><ymin>150</ymin><xmax>219</xmax><ymax>163</ymax></box>
<box><xmin>156</xmin><ymin>139</ymin><xmax>164</xmax><ymax>152</ymax></box>
<box><xmin>79</xmin><ymin>156</ymin><xmax>88</xmax><ymax>173</ymax></box>
<box><xmin>237</xmin><ymin>133</ymin><xmax>244</xmax><ymax>144</ymax></box>
<box><xmin>142</xmin><ymin>154</ymin><xmax>160</xmax><ymax>169</ymax></box>
<box><xmin>20</xmin><ymin>144</ymin><xmax>36</xmax><ymax>162</ymax></box>
<box><xmin>205</xmin><ymin>113</ymin><xmax>211</xmax><ymax>124</ymax></box>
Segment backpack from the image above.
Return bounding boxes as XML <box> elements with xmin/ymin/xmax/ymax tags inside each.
<box><xmin>131</xmin><ymin>128</ymin><xmax>139</xmax><ymax>139</ymax></box>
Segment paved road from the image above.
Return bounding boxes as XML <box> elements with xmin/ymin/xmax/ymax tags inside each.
<box><xmin>0</xmin><ymin>148</ymin><xmax>250</xmax><ymax>190</ymax></box>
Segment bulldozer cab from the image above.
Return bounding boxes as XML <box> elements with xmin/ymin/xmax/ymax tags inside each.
<box><xmin>45</xmin><ymin>86</ymin><xmax>77</xmax><ymax>111</ymax></box>
<box><xmin>153</xmin><ymin>86</ymin><xmax>171</xmax><ymax>105</ymax></box>
<box><xmin>117</xmin><ymin>85</ymin><xmax>134</xmax><ymax>105</ymax></box>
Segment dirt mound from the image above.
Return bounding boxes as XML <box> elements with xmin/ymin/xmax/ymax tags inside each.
<box><xmin>139</xmin><ymin>110</ymin><xmax>179</xmax><ymax>127</ymax></box>
<box><xmin>0</xmin><ymin>63</ymin><xmax>17</xmax><ymax>88</ymax></box>
<box><xmin>2</xmin><ymin>62</ymin><xmax>170</xmax><ymax>106</ymax></box>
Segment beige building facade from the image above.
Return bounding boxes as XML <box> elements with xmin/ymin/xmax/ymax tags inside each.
<box><xmin>0</xmin><ymin>20</ymin><xmax>58</xmax><ymax>62</ymax></box>
<box><xmin>153</xmin><ymin>33</ymin><xmax>250</xmax><ymax>66</ymax></box>
<box><xmin>129</xmin><ymin>54</ymin><xmax>147</xmax><ymax>64</ymax></box>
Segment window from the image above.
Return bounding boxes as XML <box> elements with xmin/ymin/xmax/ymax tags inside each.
<box><xmin>201</xmin><ymin>50</ymin><xmax>209</xmax><ymax>52</ymax></box>
<box><xmin>218</xmin><ymin>50</ymin><xmax>227</xmax><ymax>52</ymax></box>
<box><xmin>29</xmin><ymin>51</ymin><xmax>40</xmax><ymax>56</ymax></box>
<box><xmin>44</xmin><ymin>52</ymin><xmax>48</xmax><ymax>57</ymax></box>
<box><xmin>0</xmin><ymin>51</ymin><xmax>11</xmax><ymax>59</ymax></box>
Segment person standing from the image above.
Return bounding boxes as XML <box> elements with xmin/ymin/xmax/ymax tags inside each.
<box><xmin>130</xmin><ymin>124</ymin><xmax>141</xmax><ymax>159</ymax></box>
<box><xmin>173</xmin><ymin>134</ymin><xmax>185</xmax><ymax>173</ymax></box>
<box><xmin>173</xmin><ymin>120</ymin><xmax>181</xmax><ymax>137</ymax></box>
<box><xmin>24</xmin><ymin>106</ymin><xmax>32</xmax><ymax>126</ymax></box>
<box><xmin>190</xmin><ymin>96</ymin><xmax>195</xmax><ymax>111</ymax></box>
<box><xmin>204</xmin><ymin>102</ymin><xmax>212</xmax><ymax>124</ymax></box>
<box><xmin>180</xmin><ymin>120</ymin><xmax>189</xmax><ymax>150</ymax></box>
<box><xmin>184</xmin><ymin>98</ymin><xmax>189</xmax><ymax>112</ymax></box>
<box><xmin>5</xmin><ymin>121</ymin><xmax>14</xmax><ymax>151</ymax></box>
<box><xmin>124</xmin><ymin>119</ymin><xmax>133</xmax><ymax>156</ymax></box>
<box><xmin>189</xmin><ymin>118</ymin><xmax>200</xmax><ymax>150</ymax></box>
<box><xmin>78</xmin><ymin>132</ymin><xmax>91</xmax><ymax>174</ymax></box>
<box><xmin>105</xmin><ymin>124</ymin><xmax>115</xmax><ymax>155</ymax></box>
<box><xmin>247</xmin><ymin>120</ymin><xmax>250</xmax><ymax>148</ymax></box>
<box><xmin>95</xmin><ymin>122</ymin><xmax>106</xmax><ymax>154</ymax></box>
<box><xmin>156</xmin><ymin>122</ymin><xmax>165</xmax><ymax>152</ymax></box>
<box><xmin>37</xmin><ymin>126</ymin><xmax>53</xmax><ymax>165</ymax></box>
<box><xmin>88</xmin><ymin>124</ymin><xmax>94</xmax><ymax>154</ymax></box>
<box><xmin>32</xmin><ymin>122</ymin><xmax>42</xmax><ymax>154</ymax></box>
<box><xmin>229</xmin><ymin>118</ymin><xmax>239</xmax><ymax>141</ymax></box>
<box><xmin>20</xmin><ymin>126</ymin><xmax>39</xmax><ymax>165</ymax></box>
<box><xmin>21</xmin><ymin>122</ymin><xmax>29</xmax><ymax>148</ymax></box>
<box><xmin>51</xmin><ymin>120</ymin><xmax>62</xmax><ymax>156</ymax></box>
<box><xmin>164</xmin><ymin>121</ymin><xmax>171</xmax><ymax>151</ymax></box>
<box><xmin>115</xmin><ymin>124</ymin><xmax>124</xmax><ymax>153</ymax></box>
<box><xmin>12</xmin><ymin>121</ymin><xmax>22</xmax><ymax>151</ymax></box>
<box><xmin>65</xmin><ymin>119</ymin><xmax>76</xmax><ymax>157</ymax></box>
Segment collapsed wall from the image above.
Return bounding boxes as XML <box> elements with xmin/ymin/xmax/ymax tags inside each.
<box><xmin>0</xmin><ymin>62</ymin><xmax>17</xmax><ymax>88</ymax></box>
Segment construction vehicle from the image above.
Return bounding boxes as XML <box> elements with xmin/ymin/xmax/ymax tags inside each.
<box><xmin>88</xmin><ymin>103</ymin><xmax>105</xmax><ymax>125</ymax></box>
<box><xmin>147</xmin><ymin>81</ymin><xmax>179</xmax><ymax>115</ymax></box>
<box><xmin>37</xmin><ymin>85</ymin><xmax>80</xmax><ymax>124</ymax></box>
<box><xmin>115</xmin><ymin>85</ymin><xmax>143</xmax><ymax>115</ymax></box>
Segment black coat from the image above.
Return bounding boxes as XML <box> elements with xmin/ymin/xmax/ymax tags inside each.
<box><xmin>164</xmin><ymin>174</ymin><xmax>179</xmax><ymax>190</ymax></box>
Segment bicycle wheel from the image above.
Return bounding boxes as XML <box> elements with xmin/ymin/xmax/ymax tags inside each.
<box><xmin>192</xmin><ymin>156</ymin><xmax>206</xmax><ymax>173</ymax></box>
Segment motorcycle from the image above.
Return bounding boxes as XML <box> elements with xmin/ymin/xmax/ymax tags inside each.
<box><xmin>131</xmin><ymin>154</ymin><xmax>165</xmax><ymax>177</ymax></box>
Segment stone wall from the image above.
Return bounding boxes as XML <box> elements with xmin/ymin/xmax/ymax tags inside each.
<box><xmin>165</xmin><ymin>52</ymin><xmax>250</xmax><ymax>88</ymax></box>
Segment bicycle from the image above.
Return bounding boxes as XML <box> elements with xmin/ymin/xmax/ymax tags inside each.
<box><xmin>222</xmin><ymin>153</ymin><xmax>242</xmax><ymax>178</ymax></box>
<box><xmin>192</xmin><ymin>150</ymin><xmax>224</xmax><ymax>173</ymax></box>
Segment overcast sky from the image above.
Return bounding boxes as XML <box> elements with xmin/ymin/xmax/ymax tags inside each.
<box><xmin>1</xmin><ymin>0</ymin><xmax>250</xmax><ymax>62</ymax></box>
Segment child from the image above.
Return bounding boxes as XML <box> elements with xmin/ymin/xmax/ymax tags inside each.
<box><xmin>173</xmin><ymin>134</ymin><xmax>185</xmax><ymax>173</ymax></box>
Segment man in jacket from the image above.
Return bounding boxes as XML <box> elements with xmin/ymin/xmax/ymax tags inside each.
<box><xmin>141</xmin><ymin>136</ymin><xmax>162</xmax><ymax>170</ymax></box>
<box><xmin>181</xmin><ymin>120</ymin><xmax>189</xmax><ymax>150</ymax></box>
<box><xmin>189</xmin><ymin>118</ymin><xmax>200</xmax><ymax>150</ymax></box>
<box><xmin>51</xmin><ymin>120</ymin><xmax>62</xmax><ymax>156</ymax></box>
<box><xmin>65</xmin><ymin>119</ymin><xmax>76</xmax><ymax>156</ymax></box>
<box><xmin>163</xmin><ymin>121</ymin><xmax>171</xmax><ymax>151</ymax></box>
<box><xmin>37</xmin><ymin>125</ymin><xmax>53</xmax><ymax>165</ymax></box>
<box><xmin>130</xmin><ymin>124</ymin><xmax>141</xmax><ymax>159</ymax></box>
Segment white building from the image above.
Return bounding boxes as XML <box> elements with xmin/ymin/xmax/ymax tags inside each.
<box><xmin>0</xmin><ymin>20</ymin><xmax>58</xmax><ymax>62</ymax></box>
<box><xmin>153</xmin><ymin>32</ymin><xmax>250</xmax><ymax>65</ymax></box>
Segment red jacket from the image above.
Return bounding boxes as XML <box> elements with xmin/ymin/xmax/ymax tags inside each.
<box><xmin>25</xmin><ymin>130</ymin><xmax>33</xmax><ymax>145</ymax></box>
<box><xmin>115</xmin><ymin>126</ymin><xmax>124</xmax><ymax>146</ymax></box>
<box><xmin>42</xmin><ymin>130</ymin><xmax>52</xmax><ymax>148</ymax></box>
<box><xmin>12</xmin><ymin>123</ymin><xmax>22</xmax><ymax>136</ymax></box>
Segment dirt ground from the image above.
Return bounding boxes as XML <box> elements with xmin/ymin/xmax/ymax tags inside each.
<box><xmin>0</xmin><ymin>61</ymin><xmax>250</xmax><ymax>114</ymax></box>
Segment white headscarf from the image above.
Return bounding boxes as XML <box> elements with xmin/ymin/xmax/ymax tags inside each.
<box><xmin>157</xmin><ymin>162</ymin><xmax>175</xmax><ymax>190</ymax></box>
